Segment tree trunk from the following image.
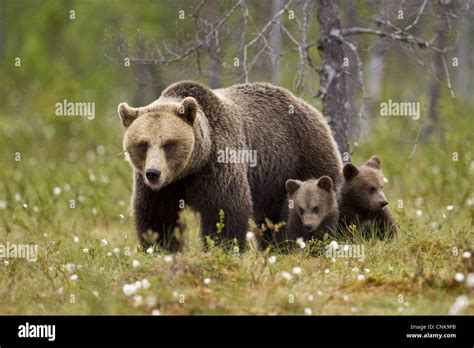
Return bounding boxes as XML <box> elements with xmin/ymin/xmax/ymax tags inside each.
<box><xmin>270</xmin><ymin>0</ymin><xmax>283</xmax><ymax>85</ymax></box>
<box><xmin>422</xmin><ymin>4</ymin><xmax>448</xmax><ymax>143</ymax></box>
<box><xmin>207</xmin><ymin>0</ymin><xmax>221</xmax><ymax>89</ymax></box>
<box><xmin>316</xmin><ymin>0</ymin><xmax>351</xmax><ymax>160</ymax></box>
<box><xmin>132</xmin><ymin>38</ymin><xmax>164</xmax><ymax>106</ymax></box>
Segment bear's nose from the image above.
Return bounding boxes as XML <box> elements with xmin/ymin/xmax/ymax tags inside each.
<box><xmin>145</xmin><ymin>169</ymin><xmax>161</xmax><ymax>182</ymax></box>
<box><xmin>381</xmin><ymin>200</ymin><xmax>388</xmax><ymax>208</ymax></box>
<box><xmin>303</xmin><ymin>223</ymin><xmax>312</xmax><ymax>231</ymax></box>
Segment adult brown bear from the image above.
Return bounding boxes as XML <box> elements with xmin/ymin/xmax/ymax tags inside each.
<box><xmin>117</xmin><ymin>80</ymin><xmax>342</xmax><ymax>251</ymax></box>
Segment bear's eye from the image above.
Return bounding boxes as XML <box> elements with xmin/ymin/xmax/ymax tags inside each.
<box><xmin>299</xmin><ymin>207</ymin><xmax>304</xmax><ymax>215</ymax></box>
<box><xmin>137</xmin><ymin>142</ymin><xmax>148</xmax><ymax>154</ymax></box>
<box><xmin>163</xmin><ymin>141</ymin><xmax>176</xmax><ymax>153</ymax></box>
<box><xmin>312</xmin><ymin>206</ymin><xmax>319</xmax><ymax>214</ymax></box>
<box><xmin>369</xmin><ymin>186</ymin><xmax>376</xmax><ymax>194</ymax></box>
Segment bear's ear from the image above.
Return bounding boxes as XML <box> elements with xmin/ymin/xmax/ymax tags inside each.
<box><xmin>117</xmin><ymin>102</ymin><xmax>139</xmax><ymax>128</ymax></box>
<box><xmin>366</xmin><ymin>155</ymin><xmax>381</xmax><ymax>169</ymax></box>
<box><xmin>343</xmin><ymin>163</ymin><xmax>359</xmax><ymax>180</ymax></box>
<box><xmin>317</xmin><ymin>176</ymin><xmax>333</xmax><ymax>192</ymax></box>
<box><xmin>178</xmin><ymin>97</ymin><xmax>198</xmax><ymax>124</ymax></box>
<box><xmin>285</xmin><ymin>179</ymin><xmax>302</xmax><ymax>195</ymax></box>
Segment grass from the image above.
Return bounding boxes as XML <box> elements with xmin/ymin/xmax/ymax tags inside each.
<box><xmin>0</xmin><ymin>102</ymin><xmax>472</xmax><ymax>315</ymax></box>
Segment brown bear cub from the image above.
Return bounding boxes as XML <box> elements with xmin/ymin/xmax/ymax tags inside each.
<box><xmin>339</xmin><ymin>156</ymin><xmax>396</xmax><ymax>239</ymax></box>
<box><xmin>274</xmin><ymin>176</ymin><xmax>338</xmax><ymax>246</ymax></box>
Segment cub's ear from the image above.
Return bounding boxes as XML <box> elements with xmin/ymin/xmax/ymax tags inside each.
<box><xmin>317</xmin><ymin>176</ymin><xmax>333</xmax><ymax>192</ymax></box>
<box><xmin>366</xmin><ymin>155</ymin><xmax>381</xmax><ymax>169</ymax></box>
<box><xmin>117</xmin><ymin>102</ymin><xmax>139</xmax><ymax>128</ymax></box>
<box><xmin>178</xmin><ymin>97</ymin><xmax>198</xmax><ymax>124</ymax></box>
<box><xmin>285</xmin><ymin>179</ymin><xmax>302</xmax><ymax>195</ymax></box>
<box><xmin>343</xmin><ymin>163</ymin><xmax>359</xmax><ymax>180</ymax></box>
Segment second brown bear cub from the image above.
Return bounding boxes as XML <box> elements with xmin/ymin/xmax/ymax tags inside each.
<box><xmin>283</xmin><ymin>176</ymin><xmax>339</xmax><ymax>242</ymax></box>
<box><xmin>339</xmin><ymin>156</ymin><xmax>397</xmax><ymax>238</ymax></box>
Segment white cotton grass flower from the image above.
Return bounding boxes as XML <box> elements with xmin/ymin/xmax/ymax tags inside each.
<box><xmin>0</xmin><ymin>200</ymin><xmax>7</xmax><ymax>209</ymax></box>
<box><xmin>64</xmin><ymin>263</ymin><xmax>76</xmax><ymax>273</ymax></box>
<box><xmin>268</xmin><ymin>255</ymin><xmax>276</xmax><ymax>264</ymax></box>
<box><xmin>83</xmin><ymin>248</ymin><xmax>89</xmax><ymax>254</ymax></box>
<box><xmin>133</xmin><ymin>295</ymin><xmax>143</xmax><ymax>306</ymax></box>
<box><xmin>122</xmin><ymin>283</ymin><xmax>137</xmax><ymax>296</ymax></box>
<box><xmin>308</xmin><ymin>294</ymin><xmax>314</xmax><ymax>301</ymax></box>
<box><xmin>329</xmin><ymin>240</ymin><xmax>339</xmax><ymax>249</ymax></box>
<box><xmin>107</xmin><ymin>252</ymin><xmax>112</xmax><ymax>257</ymax></box>
<box><xmin>64</xmin><ymin>183</ymin><xmax>71</xmax><ymax>192</ymax></box>
<box><xmin>364</xmin><ymin>268</ymin><xmax>370</xmax><ymax>274</ymax></box>
<box><xmin>467</xmin><ymin>198</ymin><xmax>474</xmax><ymax>206</ymax></box>
<box><xmin>462</xmin><ymin>251</ymin><xmax>471</xmax><ymax>259</ymax></box>
<box><xmin>280</xmin><ymin>271</ymin><xmax>293</xmax><ymax>281</ymax></box>
<box><xmin>446</xmin><ymin>205</ymin><xmax>454</xmax><ymax>211</ymax></box>
<box><xmin>292</xmin><ymin>267</ymin><xmax>302</xmax><ymax>275</ymax></box>
<box><xmin>14</xmin><ymin>193</ymin><xmax>21</xmax><ymax>202</ymax></box>
<box><xmin>304</xmin><ymin>307</ymin><xmax>312</xmax><ymax>315</ymax></box>
<box><xmin>113</xmin><ymin>248</ymin><xmax>120</xmax><ymax>256</ymax></box>
<box><xmin>70</xmin><ymin>274</ymin><xmax>78</xmax><ymax>281</ymax></box>
<box><xmin>134</xmin><ymin>281</ymin><xmax>142</xmax><ymax>290</ymax></box>
<box><xmin>151</xmin><ymin>309</ymin><xmax>161</xmax><ymax>316</ymax></box>
<box><xmin>141</xmin><ymin>279</ymin><xmax>150</xmax><ymax>289</ymax></box>
<box><xmin>164</xmin><ymin>255</ymin><xmax>173</xmax><ymax>263</ymax></box>
<box><xmin>203</xmin><ymin>277</ymin><xmax>211</xmax><ymax>285</ymax></box>
<box><xmin>466</xmin><ymin>273</ymin><xmax>474</xmax><ymax>289</ymax></box>
<box><xmin>132</xmin><ymin>259</ymin><xmax>140</xmax><ymax>268</ymax></box>
<box><xmin>454</xmin><ymin>273</ymin><xmax>465</xmax><ymax>282</ymax></box>
<box><xmin>416</xmin><ymin>210</ymin><xmax>423</xmax><ymax>217</ymax></box>
<box><xmin>22</xmin><ymin>203</ymin><xmax>28</xmax><ymax>209</ymax></box>
<box><xmin>146</xmin><ymin>247</ymin><xmax>154</xmax><ymax>254</ymax></box>
<box><xmin>352</xmin><ymin>267</ymin><xmax>359</xmax><ymax>273</ymax></box>
<box><xmin>324</xmin><ymin>269</ymin><xmax>330</xmax><ymax>274</ymax></box>
<box><xmin>449</xmin><ymin>295</ymin><xmax>469</xmax><ymax>315</ymax></box>
<box><xmin>53</xmin><ymin>186</ymin><xmax>62</xmax><ymax>196</ymax></box>
<box><xmin>245</xmin><ymin>231</ymin><xmax>255</xmax><ymax>241</ymax></box>
<box><xmin>92</xmin><ymin>291</ymin><xmax>99</xmax><ymax>298</ymax></box>
<box><xmin>100</xmin><ymin>239</ymin><xmax>108</xmax><ymax>247</ymax></box>
<box><xmin>296</xmin><ymin>238</ymin><xmax>306</xmax><ymax>249</ymax></box>
<box><xmin>357</xmin><ymin>274</ymin><xmax>365</xmax><ymax>281</ymax></box>
<box><xmin>414</xmin><ymin>197</ymin><xmax>423</xmax><ymax>207</ymax></box>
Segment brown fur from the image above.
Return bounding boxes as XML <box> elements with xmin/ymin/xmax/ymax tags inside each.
<box><xmin>338</xmin><ymin>156</ymin><xmax>397</xmax><ymax>238</ymax></box>
<box><xmin>273</xmin><ymin>176</ymin><xmax>338</xmax><ymax>246</ymax></box>
<box><xmin>118</xmin><ymin>80</ymin><xmax>342</xmax><ymax>250</ymax></box>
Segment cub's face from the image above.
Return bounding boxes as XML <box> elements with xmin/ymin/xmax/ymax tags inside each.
<box><xmin>286</xmin><ymin>176</ymin><xmax>336</xmax><ymax>233</ymax></box>
<box><xmin>342</xmin><ymin>156</ymin><xmax>388</xmax><ymax>214</ymax></box>
<box><xmin>117</xmin><ymin>97</ymin><xmax>197</xmax><ymax>191</ymax></box>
